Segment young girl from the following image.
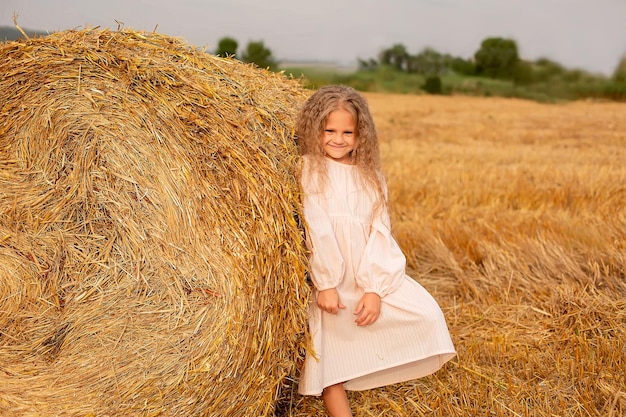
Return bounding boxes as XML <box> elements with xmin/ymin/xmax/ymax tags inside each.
<box><xmin>295</xmin><ymin>85</ymin><xmax>456</xmax><ymax>416</ymax></box>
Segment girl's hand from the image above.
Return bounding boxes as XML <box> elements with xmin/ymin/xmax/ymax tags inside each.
<box><xmin>354</xmin><ymin>293</ymin><xmax>381</xmax><ymax>326</ymax></box>
<box><xmin>317</xmin><ymin>288</ymin><xmax>345</xmax><ymax>314</ymax></box>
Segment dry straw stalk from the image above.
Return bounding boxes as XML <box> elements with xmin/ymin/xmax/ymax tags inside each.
<box><xmin>1</xmin><ymin>28</ymin><xmax>310</xmax><ymax>416</ymax></box>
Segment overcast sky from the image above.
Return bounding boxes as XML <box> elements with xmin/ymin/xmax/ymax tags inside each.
<box><xmin>2</xmin><ymin>0</ymin><xmax>625</xmax><ymax>76</ymax></box>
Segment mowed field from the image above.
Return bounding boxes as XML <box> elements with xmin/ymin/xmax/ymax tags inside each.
<box><xmin>290</xmin><ymin>94</ymin><xmax>626</xmax><ymax>416</ymax></box>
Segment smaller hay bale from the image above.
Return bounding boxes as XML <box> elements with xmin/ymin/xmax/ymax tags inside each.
<box><xmin>0</xmin><ymin>28</ymin><xmax>310</xmax><ymax>416</ymax></box>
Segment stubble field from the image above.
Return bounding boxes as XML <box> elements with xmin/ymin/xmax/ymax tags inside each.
<box><xmin>291</xmin><ymin>94</ymin><xmax>626</xmax><ymax>416</ymax></box>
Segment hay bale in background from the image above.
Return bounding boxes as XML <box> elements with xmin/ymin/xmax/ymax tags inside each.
<box><xmin>0</xmin><ymin>28</ymin><xmax>309</xmax><ymax>416</ymax></box>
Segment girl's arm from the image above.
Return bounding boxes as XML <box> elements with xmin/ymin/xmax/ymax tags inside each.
<box><xmin>355</xmin><ymin>195</ymin><xmax>406</xmax><ymax>298</ymax></box>
<box><xmin>302</xmin><ymin>191</ymin><xmax>345</xmax><ymax>292</ymax></box>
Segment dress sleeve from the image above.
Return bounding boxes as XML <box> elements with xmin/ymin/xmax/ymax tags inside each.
<box><xmin>301</xmin><ymin>183</ymin><xmax>345</xmax><ymax>292</ymax></box>
<box><xmin>355</xmin><ymin>198</ymin><xmax>406</xmax><ymax>298</ymax></box>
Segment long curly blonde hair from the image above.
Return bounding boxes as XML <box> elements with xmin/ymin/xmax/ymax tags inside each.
<box><xmin>295</xmin><ymin>85</ymin><xmax>385</xmax><ymax>209</ymax></box>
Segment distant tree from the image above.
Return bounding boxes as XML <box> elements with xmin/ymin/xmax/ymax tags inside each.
<box><xmin>612</xmin><ymin>54</ymin><xmax>626</xmax><ymax>83</ymax></box>
<box><xmin>215</xmin><ymin>36</ymin><xmax>238</xmax><ymax>57</ymax></box>
<box><xmin>357</xmin><ymin>57</ymin><xmax>379</xmax><ymax>71</ymax></box>
<box><xmin>450</xmin><ymin>57</ymin><xmax>476</xmax><ymax>75</ymax></box>
<box><xmin>408</xmin><ymin>47</ymin><xmax>447</xmax><ymax>75</ymax></box>
<box><xmin>361</xmin><ymin>44</ymin><xmax>475</xmax><ymax>76</ymax></box>
<box><xmin>512</xmin><ymin>61</ymin><xmax>534</xmax><ymax>86</ymax></box>
<box><xmin>532</xmin><ymin>57</ymin><xmax>565</xmax><ymax>82</ymax></box>
<box><xmin>241</xmin><ymin>40</ymin><xmax>278</xmax><ymax>71</ymax></box>
<box><xmin>562</xmin><ymin>68</ymin><xmax>586</xmax><ymax>83</ymax></box>
<box><xmin>474</xmin><ymin>37</ymin><xmax>520</xmax><ymax>79</ymax></box>
<box><xmin>379</xmin><ymin>43</ymin><xmax>410</xmax><ymax>71</ymax></box>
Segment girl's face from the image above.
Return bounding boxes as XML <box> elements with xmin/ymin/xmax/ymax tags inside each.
<box><xmin>321</xmin><ymin>108</ymin><xmax>356</xmax><ymax>165</ymax></box>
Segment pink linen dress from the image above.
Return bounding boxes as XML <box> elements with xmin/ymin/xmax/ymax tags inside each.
<box><xmin>298</xmin><ymin>155</ymin><xmax>456</xmax><ymax>396</ymax></box>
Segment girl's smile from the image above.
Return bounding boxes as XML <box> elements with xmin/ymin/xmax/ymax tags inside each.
<box><xmin>321</xmin><ymin>108</ymin><xmax>356</xmax><ymax>164</ymax></box>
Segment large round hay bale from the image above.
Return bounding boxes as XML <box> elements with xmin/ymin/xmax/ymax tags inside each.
<box><xmin>0</xmin><ymin>28</ymin><xmax>310</xmax><ymax>416</ymax></box>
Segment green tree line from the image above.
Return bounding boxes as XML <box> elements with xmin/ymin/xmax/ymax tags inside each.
<box><xmin>354</xmin><ymin>37</ymin><xmax>625</xmax><ymax>101</ymax></box>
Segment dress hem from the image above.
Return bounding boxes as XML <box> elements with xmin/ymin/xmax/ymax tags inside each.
<box><xmin>297</xmin><ymin>349</ymin><xmax>456</xmax><ymax>396</ymax></box>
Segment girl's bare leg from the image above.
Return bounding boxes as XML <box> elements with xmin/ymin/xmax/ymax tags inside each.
<box><xmin>322</xmin><ymin>383</ymin><xmax>352</xmax><ymax>417</ymax></box>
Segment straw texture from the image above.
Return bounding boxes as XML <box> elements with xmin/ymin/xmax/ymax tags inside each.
<box><xmin>0</xmin><ymin>28</ymin><xmax>310</xmax><ymax>416</ymax></box>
